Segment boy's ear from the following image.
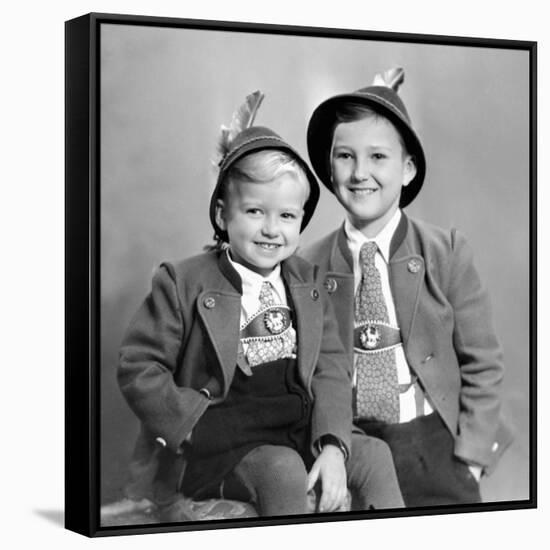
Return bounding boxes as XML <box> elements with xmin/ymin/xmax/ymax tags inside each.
<box><xmin>215</xmin><ymin>199</ymin><xmax>227</xmax><ymax>230</ymax></box>
<box><xmin>402</xmin><ymin>156</ymin><xmax>417</xmax><ymax>187</ymax></box>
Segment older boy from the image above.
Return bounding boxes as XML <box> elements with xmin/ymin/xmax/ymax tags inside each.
<box><xmin>301</xmin><ymin>69</ymin><xmax>513</xmax><ymax>506</ymax></box>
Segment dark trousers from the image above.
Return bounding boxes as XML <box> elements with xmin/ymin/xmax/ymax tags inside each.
<box><xmin>347</xmin><ymin>431</ymin><xmax>404</xmax><ymax>509</ymax></box>
<box><xmin>223</xmin><ymin>432</ymin><xmax>404</xmax><ymax>515</ymax></box>
<box><xmin>356</xmin><ymin>413</ymin><xmax>481</xmax><ymax>507</ymax></box>
<box><xmin>223</xmin><ymin>444</ymin><xmax>310</xmax><ymax>516</ymax></box>
<box><xmin>182</xmin><ymin>358</ymin><xmax>311</xmax><ymax>500</ymax></box>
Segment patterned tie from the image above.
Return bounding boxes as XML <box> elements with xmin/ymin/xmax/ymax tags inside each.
<box><xmin>259</xmin><ymin>280</ymin><xmax>276</xmax><ymax>307</ymax></box>
<box><xmin>354</xmin><ymin>242</ymin><xmax>400</xmax><ymax>423</ymax></box>
<box><xmin>243</xmin><ymin>281</ymin><xmax>296</xmax><ymax>367</ymax></box>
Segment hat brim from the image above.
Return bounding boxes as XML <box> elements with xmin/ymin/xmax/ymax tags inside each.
<box><xmin>307</xmin><ymin>93</ymin><xmax>426</xmax><ymax>208</ymax></box>
<box><xmin>210</xmin><ymin>132</ymin><xmax>320</xmax><ymax>243</ymax></box>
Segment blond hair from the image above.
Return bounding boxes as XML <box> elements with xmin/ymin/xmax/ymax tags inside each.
<box><xmin>221</xmin><ymin>149</ymin><xmax>310</xmax><ymax>200</ymax></box>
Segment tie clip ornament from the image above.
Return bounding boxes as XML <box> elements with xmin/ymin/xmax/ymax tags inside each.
<box><xmin>240</xmin><ymin>305</ymin><xmax>292</xmax><ymax>338</ymax></box>
<box><xmin>360</xmin><ymin>324</ymin><xmax>381</xmax><ymax>349</ymax></box>
<box><xmin>264</xmin><ymin>307</ymin><xmax>289</xmax><ymax>335</ymax></box>
<box><xmin>354</xmin><ymin>322</ymin><xmax>402</xmax><ymax>352</ymax></box>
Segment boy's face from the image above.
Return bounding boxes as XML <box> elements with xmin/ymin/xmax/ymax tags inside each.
<box><xmin>215</xmin><ymin>173</ymin><xmax>307</xmax><ymax>277</ymax></box>
<box><xmin>330</xmin><ymin>116</ymin><xmax>416</xmax><ymax>237</ymax></box>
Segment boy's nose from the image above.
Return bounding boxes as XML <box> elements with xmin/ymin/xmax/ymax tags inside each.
<box><xmin>352</xmin><ymin>159</ymin><xmax>370</xmax><ymax>182</ymax></box>
<box><xmin>261</xmin><ymin>216</ymin><xmax>280</xmax><ymax>237</ymax></box>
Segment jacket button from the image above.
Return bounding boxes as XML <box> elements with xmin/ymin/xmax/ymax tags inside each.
<box><xmin>408</xmin><ymin>259</ymin><xmax>422</xmax><ymax>273</ymax></box>
<box><xmin>155</xmin><ymin>437</ymin><xmax>167</xmax><ymax>447</ymax></box>
<box><xmin>324</xmin><ymin>278</ymin><xmax>337</xmax><ymax>293</ymax></box>
<box><xmin>311</xmin><ymin>288</ymin><xmax>319</xmax><ymax>301</ymax></box>
<box><xmin>492</xmin><ymin>442</ymin><xmax>499</xmax><ymax>452</ymax></box>
<box><xmin>203</xmin><ymin>296</ymin><xmax>216</xmax><ymax>309</ymax></box>
<box><xmin>199</xmin><ymin>387</ymin><xmax>212</xmax><ymax>400</ymax></box>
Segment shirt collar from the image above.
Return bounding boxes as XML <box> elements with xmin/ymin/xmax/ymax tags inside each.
<box><xmin>344</xmin><ymin>209</ymin><xmax>402</xmax><ymax>264</ymax></box>
<box><xmin>226</xmin><ymin>249</ymin><xmax>285</xmax><ymax>301</ymax></box>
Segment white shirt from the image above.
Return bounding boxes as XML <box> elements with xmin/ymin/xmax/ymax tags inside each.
<box><xmin>344</xmin><ymin>210</ymin><xmax>433</xmax><ymax>422</ymax></box>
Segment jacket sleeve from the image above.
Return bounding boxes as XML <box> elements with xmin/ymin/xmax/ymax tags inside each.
<box><xmin>309</xmin><ymin>288</ymin><xmax>353</xmax><ymax>458</ymax></box>
<box><xmin>118</xmin><ymin>264</ymin><xmax>209</xmax><ymax>453</ymax></box>
<box><xmin>448</xmin><ymin>230</ymin><xmax>504</xmax><ymax>467</ymax></box>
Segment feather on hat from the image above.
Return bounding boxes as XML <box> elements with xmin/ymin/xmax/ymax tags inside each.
<box><xmin>372</xmin><ymin>67</ymin><xmax>405</xmax><ymax>90</ymax></box>
<box><xmin>215</xmin><ymin>90</ymin><xmax>264</xmax><ymax>166</ymax></box>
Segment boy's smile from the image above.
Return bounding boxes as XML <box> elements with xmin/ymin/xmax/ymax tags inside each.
<box><xmin>215</xmin><ymin>173</ymin><xmax>307</xmax><ymax>277</ymax></box>
<box><xmin>330</xmin><ymin>116</ymin><xmax>416</xmax><ymax>238</ymax></box>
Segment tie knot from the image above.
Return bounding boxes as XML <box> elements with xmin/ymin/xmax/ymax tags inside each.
<box><xmin>259</xmin><ymin>281</ymin><xmax>275</xmax><ymax>307</ymax></box>
<box><xmin>359</xmin><ymin>241</ymin><xmax>378</xmax><ymax>267</ymax></box>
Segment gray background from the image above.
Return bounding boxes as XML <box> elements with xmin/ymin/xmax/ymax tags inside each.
<box><xmin>100</xmin><ymin>23</ymin><xmax>530</xmax><ymax>505</ymax></box>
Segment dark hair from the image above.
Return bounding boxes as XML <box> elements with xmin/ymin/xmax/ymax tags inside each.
<box><xmin>331</xmin><ymin>102</ymin><xmax>410</xmax><ymax>155</ymax></box>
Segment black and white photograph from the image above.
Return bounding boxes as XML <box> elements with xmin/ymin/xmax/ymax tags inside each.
<box><xmin>4</xmin><ymin>1</ymin><xmax>545</xmax><ymax>548</ymax></box>
<box><xmin>65</xmin><ymin>13</ymin><xmax>534</xmax><ymax>536</ymax></box>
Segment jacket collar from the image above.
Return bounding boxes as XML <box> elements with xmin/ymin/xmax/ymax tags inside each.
<box><xmin>281</xmin><ymin>254</ymin><xmax>314</xmax><ymax>287</ymax></box>
<box><xmin>389</xmin><ymin>211</ymin><xmax>409</xmax><ymax>259</ymax></box>
<box><xmin>387</xmin><ymin>212</ymin><xmax>422</xmax><ymax>345</ymax></box>
<box><xmin>332</xmin><ymin>223</ymin><xmax>354</xmax><ymax>274</ymax></box>
<box><xmin>217</xmin><ymin>248</ymin><xmax>243</xmax><ymax>294</ymax></box>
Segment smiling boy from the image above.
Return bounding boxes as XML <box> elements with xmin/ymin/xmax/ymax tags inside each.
<box><xmin>330</xmin><ymin>115</ymin><xmax>416</xmax><ymax>237</ymax></box>
<box><xmin>301</xmin><ymin>69</ymin><xmax>513</xmax><ymax>506</ymax></box>
<box><xmin>215</xmin><ymin>170</ymin><xmax>306</xmax><ymax>275</ymax></box>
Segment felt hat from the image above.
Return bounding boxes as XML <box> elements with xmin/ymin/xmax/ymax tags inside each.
<box><xmin>307</xmin><ymin>68</ymin><xmax>426</xmax><ymax>208</ymax></box>
<box><xmin>210</xmin><ymin>92</ymin><xmax>320</xmax><ymax>243</ymax></box>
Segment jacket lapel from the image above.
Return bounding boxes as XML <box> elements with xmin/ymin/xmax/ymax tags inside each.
<box><xmin>196</xmin><ymin>252</ymin><xmax>242</xmax><ymax>395</ymax></box>
<box><xmin>330</xmin><ymin>227</ymin><xmax>356</xmax><ymax>347</ymax></box>
<box><xmin>388</xmin><ymin>214</ymin><xmax>424</xmax><ymax>346</ymax></box>
<box><xmin>332</xmin><ymin>225</ymin><xmax>354</xmax><ymax>274</ymax></box>
<box><xmin>283</xmin><ymin>259</ymin><xmax>324</xmax><ymax>389</ymax></box>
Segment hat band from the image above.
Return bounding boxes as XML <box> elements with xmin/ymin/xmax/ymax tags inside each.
<box><xmin>358</xmin><ymin>92</ymin><xmax>410</xmax><ymax>122</ymax></box>
<box><xmin>219</xmin><ymin>135</ymin><xmax>288</xmax><ymax>167</ymax></box>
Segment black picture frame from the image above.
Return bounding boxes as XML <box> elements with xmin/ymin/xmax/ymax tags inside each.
<box><xmin>65</xmin><ymin>12</ymin><xmax>537</xmax><ymax>537</ymax></box>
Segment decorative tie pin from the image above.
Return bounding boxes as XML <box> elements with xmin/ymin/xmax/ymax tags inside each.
<box><xmin>353</xmin><ymin>321</ymin><xmax>402</xmax><ymax>352</ymax></box>
<box><xmin>240</xmin><ymin>305</ymin><xmax>292</xmax><ymax>340</ymax></box>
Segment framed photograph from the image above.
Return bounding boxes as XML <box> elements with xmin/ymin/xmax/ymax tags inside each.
<box><xmin>65</xmin><ymin>12</ymin><xmax>536</xmax><ymax>537</ymax></box>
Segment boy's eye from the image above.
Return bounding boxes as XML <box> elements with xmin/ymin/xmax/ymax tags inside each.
<box><xmin>281</xmin><ymin>212</ymin><xmax>297</xmax><ymax>220</ymax></box>
<box><xmin>372</xmin><ymin>153</ymin><xmax>387</xmax><ymax>160</ymax></box>
<box><xmin>246</xmin><ymin>208</ymin><xmax>262</xmax><ymax>215</ymax></box>
<box><xmin>334</xmin><ymin>152</ymin><xmax>352</xmax><ymax>160</ymax></box>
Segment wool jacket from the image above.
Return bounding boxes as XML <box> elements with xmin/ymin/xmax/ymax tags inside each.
<box><xmin>118</xmin><ymin>250</ymin><xmax>352</xmax><ymax>504</ymax></box>
<box><xmin>300</xmin><ymin>214</ymin><xmax>513</xmax><ymax>472</ymax></box>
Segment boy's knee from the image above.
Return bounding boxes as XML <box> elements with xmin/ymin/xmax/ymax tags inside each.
<box><xmin>353</xmin><ymin>435</ymin><xmax>393</xmax><ymax>465</ymax></box>
<box><xmin>253</xmin><ymin>445</ymin><xmax>308</xmax><ymax>486</ymax></box>
<box><xmin>236</xmin><ymin>445</ymin><xmax>309</xmax><ymax>515</ymax></box>
<box><xmin>268</xmin><ymin>446</ymin><xmax>307</xmax><ymax>476</ymax></box>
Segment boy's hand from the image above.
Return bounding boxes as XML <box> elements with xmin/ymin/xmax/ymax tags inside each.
<box><xmin>307</xmin><ymin>445</ymin><xmax>347</xmax><ymax>513</ymax></box>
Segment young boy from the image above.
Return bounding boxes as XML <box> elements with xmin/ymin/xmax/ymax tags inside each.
<box><xmin>118</xmin><ymin>92</ymin><xmax>403</xmax><ymax>519</ymax></box>
<box><xmin>301</xmin><ymin>69</ymin><xmax>513</xmax><ymax>507</ymax></box>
